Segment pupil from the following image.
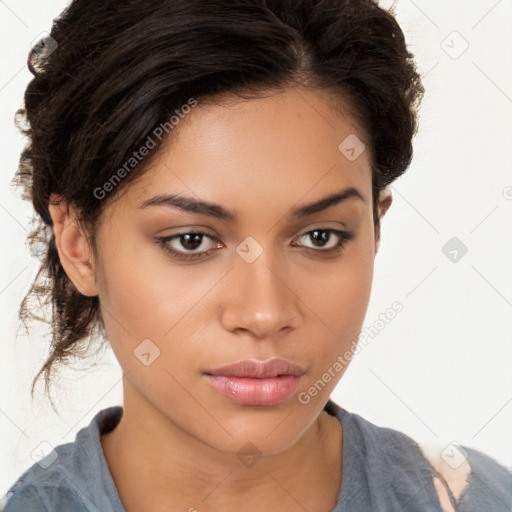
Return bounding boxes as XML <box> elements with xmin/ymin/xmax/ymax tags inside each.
<box><xmin>311</xmin><ymin>230</ymin><xmax>329</xmax><ymax>247</ymax></box>
<box><xmin>181</xmin><ymin>233</ymin><xmax>202</xmax><ymax>250</ymax></box>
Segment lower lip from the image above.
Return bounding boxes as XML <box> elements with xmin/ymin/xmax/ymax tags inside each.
<box><xmin>203</xmin><ymin>374</ymin><xmax>302</xmax><ymax>406</ymax></box>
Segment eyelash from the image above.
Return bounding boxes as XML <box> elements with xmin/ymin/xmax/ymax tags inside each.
<box><xmin>156</xmin><ymin>228</ymin><xmax>355</xmax><ymax>262</ymax></box>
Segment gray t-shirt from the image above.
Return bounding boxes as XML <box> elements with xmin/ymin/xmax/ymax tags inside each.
<box><xmin>1</xmin><ymin>399</ymin><xmax>511</xmax><ymax>511</ymax></box>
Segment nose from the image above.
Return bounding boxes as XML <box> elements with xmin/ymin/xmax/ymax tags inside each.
<box><xmin>220</xmin><ymin>248</ymin><xmax>302</xmax><ymax>339</ymax></box>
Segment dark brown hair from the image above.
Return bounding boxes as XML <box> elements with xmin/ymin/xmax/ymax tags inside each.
<box><xmin>14</xmin><ymin>0</ymin><xmax>424</xmax><ymax>411</ymax></box>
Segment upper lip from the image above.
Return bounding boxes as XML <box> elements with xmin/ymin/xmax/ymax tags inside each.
<box><xmin>205</xmin><ymin>358</ymin><xmax>306</xmax><ymax>378</ymax></box>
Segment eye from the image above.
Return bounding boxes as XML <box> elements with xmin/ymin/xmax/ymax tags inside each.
<box><xmin>292</xmin><ymin>228</ymin><xmax>355</xmax><ymax>256</ymax></box>
<box><xmin>156</xmin><ymin>227</ymin><xmax>355</xmax><ymax>262</ymax></box>
<box><xmin>156</xmin><ymin>232</ymin><xmax>222</xmax><ymax>261</ymax></box>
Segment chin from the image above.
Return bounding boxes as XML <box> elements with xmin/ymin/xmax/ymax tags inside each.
<box><xmin>197</xmin><ymin>406</ymin><xmax>314</xmax><ymax>457</ymax></box>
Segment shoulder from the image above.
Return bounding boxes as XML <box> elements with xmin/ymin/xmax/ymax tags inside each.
<box><xmin>328</xmin><ymin>400</ymin><xmax>436</xmax><ymax>472</ymax></box>
<box><xmin>327</xmin><ymin>400</ymin><xmax>444</xmax><ymax>510</ymax></box>
<box><xmin>0</xmin><ymin>406</ymin><xmax>123</xmax><ymax>512</ymax></box>
<box><xmin>0</xmin><ymin>483</ymin><xmax>45</xmax><ymax>512</ymax></box>
<box><xmin>0</xmin><ymin>445</ymin><xmax>84</xmax><ymax>512</ymax></box>
<box><xmin>325</xmin><ymin>400</ymin><xmax>512</xmax><ymax>511</ymax></box>
<box><xmin>420</xmin><ymin>441</ymin><xmax>512</xmax><ymax>512</ymax></box>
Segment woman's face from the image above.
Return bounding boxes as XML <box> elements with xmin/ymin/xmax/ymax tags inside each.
<box><xmin>85</xmin><ymin>87</ymin><xmax>386</xmax><ymax>455</ymax></box>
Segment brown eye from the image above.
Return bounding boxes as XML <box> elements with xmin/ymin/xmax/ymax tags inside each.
<box><xmin>291</xmin><ymin>228</ymin><xmax>355</xmax><ymax>255</ymax></box>
<box><xmin>157</xmin><ymin>232</ymin><xmax>222</xmax><ymax>261</ymax></box>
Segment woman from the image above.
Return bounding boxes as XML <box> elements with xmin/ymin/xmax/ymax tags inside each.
<box><xmin>2</xmin><ymin>0</ymin><xmax>510</xmax><ymax>511</ymax></box>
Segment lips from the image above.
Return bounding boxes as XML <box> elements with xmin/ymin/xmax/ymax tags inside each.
<box><xmin>205</xmin><ymin>358</ymin><xmax>306</xmax><ymax>379</ymax></box>
<box><xmin>203</xmin><ymin>358</ymin><xmax>306</xmax><ymax>406</ymax></box>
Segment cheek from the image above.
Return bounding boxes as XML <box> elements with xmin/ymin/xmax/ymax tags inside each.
<box><xmin>315</xmin><ymin>226</ymin><xmax>375</xmax><ymax>326</ymax></box>
<box><xmin>96</xmin><ymin>239</ymin><xmax>223</xmax><ymax>361</ymax></box>
<box><xmin>295</xmin><ymin>231</ymin><xmax>375</xmax><ymax>408</ymax></box>
<box><xmin>302</xmin><ymin>223</ymin><xmax>375</xmax><ymax>378</ymax></box>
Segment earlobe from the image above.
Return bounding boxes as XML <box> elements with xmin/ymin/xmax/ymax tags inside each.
<box><xmin>48</xmin><ymin>196</ymin><xmax>98</xmax><ymax>297</ymax></box>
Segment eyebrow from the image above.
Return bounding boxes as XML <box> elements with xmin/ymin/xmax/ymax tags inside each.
<box><xmin>139</xmin><ymin>186</ymin><xmax>366</xmax><ymax>221</ymax></box>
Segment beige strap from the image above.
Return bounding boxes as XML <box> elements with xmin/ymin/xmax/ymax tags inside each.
<box><xmin>420</xmin><ymin>442</ymin><xmax>472</xmax><ymax>512</ymax></box>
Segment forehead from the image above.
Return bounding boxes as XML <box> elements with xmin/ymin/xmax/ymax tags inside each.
<box><xmin>116</xmin><ymin>87</ymin><xmax>372</xmax><ymax>222</ymax></box>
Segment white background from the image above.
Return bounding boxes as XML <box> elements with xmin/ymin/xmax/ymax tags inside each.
<box><xmin>1</xmin><ymin>0</ymin><xmax>511</xmax><ymax>496</ymax></box>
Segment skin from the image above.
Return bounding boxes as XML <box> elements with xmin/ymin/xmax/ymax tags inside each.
<box><xmin>49</xmin><ymin>86</ymin><xmax>392</xmax><ymax>512</ymax></box>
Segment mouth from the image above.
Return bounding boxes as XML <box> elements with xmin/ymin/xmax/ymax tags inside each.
<box><xmin>203</xmin><ymin>358</ymin><xmax>306</xmax><ymax>406</ymax></box>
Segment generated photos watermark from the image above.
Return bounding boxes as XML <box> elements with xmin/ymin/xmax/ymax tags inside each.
<box><xmin>298</xmin><ymin>301</ymin><xmax>403</xmax><ymax>404</ymax></box>
<box><xmin>93</xmin><ymin>97</ymin><xmax>198</xmax><ymax>200</ymax></box>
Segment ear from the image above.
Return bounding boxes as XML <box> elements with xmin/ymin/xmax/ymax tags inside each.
<box><xmin>48</xmin><ymin>195</ymin><xmax>98</xmax><ymax>297</ymax></box>
<box><xmin>375</xmin><ymin>187</ymin><xmax>393</xmax><ymax>254</ymax></box>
